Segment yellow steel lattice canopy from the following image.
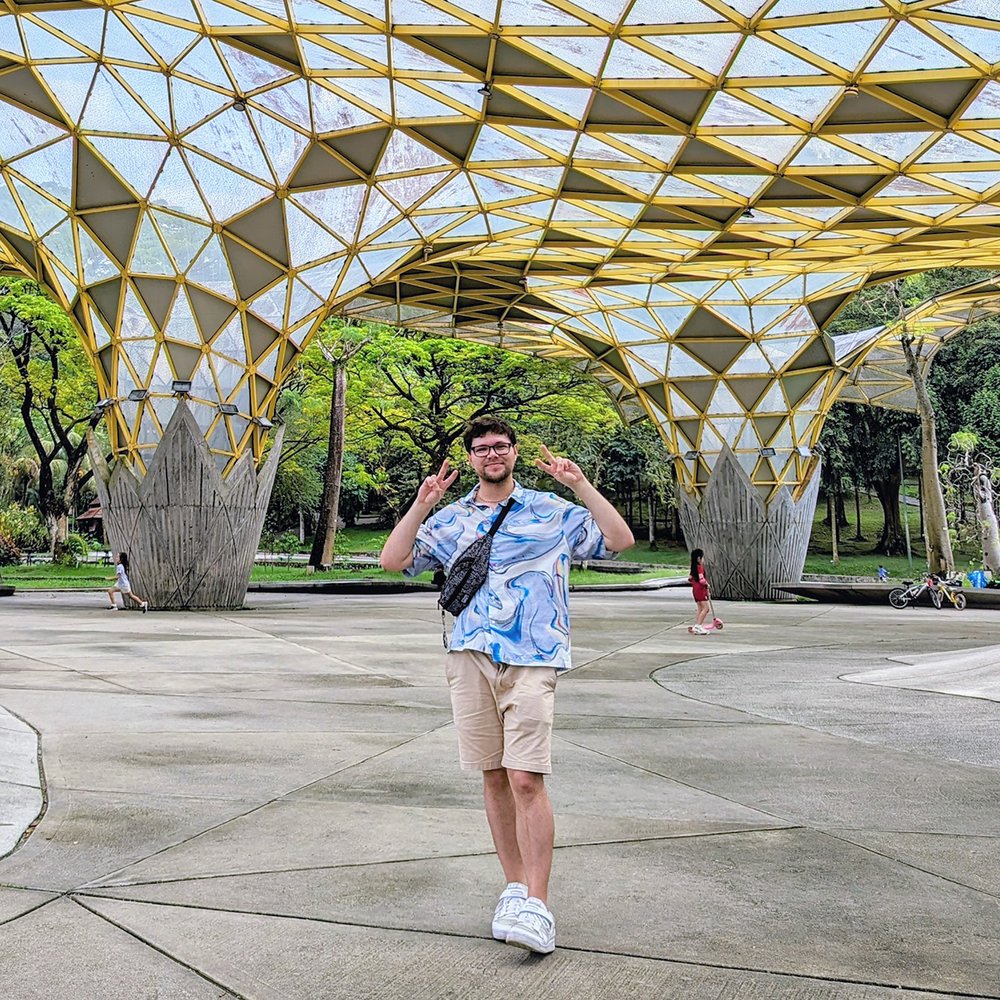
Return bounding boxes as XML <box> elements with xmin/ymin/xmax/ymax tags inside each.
<box><xmin>2</xmin><ymin>1</ymin><xmax>1000</xmax><ymax>477</ymax></box>
<box><xmin>835</xmin><ymin>276</ymin><xmax>1000</xmax><ymax>412</ymax></box>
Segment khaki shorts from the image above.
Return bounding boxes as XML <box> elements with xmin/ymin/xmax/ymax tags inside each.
<box><xmin>445</xmin><ymin>649</ymin><xmax>557</xmax><ymax>774</ymax></box>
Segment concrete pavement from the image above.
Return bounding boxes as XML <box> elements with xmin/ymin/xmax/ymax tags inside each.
<box><xmin>0</xmin><ymin>588</ymin><xmax>998</xmax><ymax>999</ymax></box>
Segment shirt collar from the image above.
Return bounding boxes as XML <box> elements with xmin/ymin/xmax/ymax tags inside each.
<box><xmin>461</xmin><ymin>480</ymin><xmax>525</xmax><ymax>509</ymax></box>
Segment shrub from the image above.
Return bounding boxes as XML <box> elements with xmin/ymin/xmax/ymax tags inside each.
<box><xmin>274</xmin><ymin>531</ymin><xmax>301</xmax><ymax>558</ymax></box>
<box><xmin>0</xmin><ymin>529</ymin><xmax>20</xmax><ymax>567</ymax></box>
<box><xmin>0</xmin><ymin>504</ymin><xmax>46</xmax><ymax>552</ymax></box>
<box><xmin>53</xmin><ymin>532</ymin><xmax>89</xmax><ymax>567</ymax></box>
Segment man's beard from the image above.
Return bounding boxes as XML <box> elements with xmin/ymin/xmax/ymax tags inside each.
<box><xmin>481</xmin><ymin>464</ymin><xmax>512</xmax><ymax>484</ymax></box>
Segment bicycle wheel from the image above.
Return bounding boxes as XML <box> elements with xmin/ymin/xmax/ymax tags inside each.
<box><xmin>953</xmin><ymin>592</ymin><xmax>967</xmax><ymax>610</ymax></box>
<box><xmin>930</xmin><ymin>588</ymin><xmax>943</xmax><ymax>609</ymax></box>
<box><xmin>888</xmin><ymin>588</ymin><xmax>909</xmax><ymax>609</ymax></box>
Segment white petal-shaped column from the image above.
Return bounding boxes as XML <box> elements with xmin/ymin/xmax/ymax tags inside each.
<box><xmin>89</xmin><ymin>402</ymin><xmax>283</xmax><ymax>609</ymax></box>
<box><xmin>678</xmin><ymin>446</ymin><xmax>821</xmax><ymax>601</ymax></box>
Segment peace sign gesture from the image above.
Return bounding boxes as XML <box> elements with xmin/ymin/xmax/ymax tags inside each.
<box><xmin>534</xmin><ymin>444</ymin><xmax>586</xmax><ymax>488</ymax></box>
<box><xmin>417</xmin><ymin>458</ymin><xmax>459</xmax><ymax>507</ymax></box>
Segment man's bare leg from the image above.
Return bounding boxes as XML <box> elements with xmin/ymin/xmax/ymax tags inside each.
<box><xmin>506</xmin><ymin>769</ymin><xmax>554</xmax><ymax>904</ymax></box>
<box><xmin>483</xmin><ymin>767</ymin><xmax>525</xmax><ymax>884</ymax></box>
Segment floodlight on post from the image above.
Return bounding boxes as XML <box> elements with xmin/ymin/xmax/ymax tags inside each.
<box><xmin>478</xmin><ymin>82</ymin><xmax>493</xmax><ymax>97</ymax></box>
<box><xmin>797</xmin><ymin>445</ymin><xmax>812</xmax><ymax>458</ymax></box>
<box><xmin>759</xmin><ymin>446</ymin><xmax>777</xmax><ymax>458</ymax></box>
<box><xmin>127</xmin><ymin>389</ymin><xmax>148</xmax><ymax>401</ymax></box>
<box><xmin>218</xmin><ymin>402</ymin><xmax>239</xmax><ymax>415</ymax></box>
<box><xmin>684</xmin><ymin>450</ymin><xmax>701</xmax><ymax>460</ymax></box>
<box><xmin>252</xmin><ymin>416</ymin><xmax>273</xmax><ymax>429</ymax></box>
<box><xmin>171</xmin><ymin>380</ymin><xmax>192</xmax><ymax>395</ymax></box>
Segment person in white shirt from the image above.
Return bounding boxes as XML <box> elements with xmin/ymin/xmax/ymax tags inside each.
<box><xmin>106</xmin><ymin>551</ymin><xmax>148</xmax><ymax>613</ymax></box>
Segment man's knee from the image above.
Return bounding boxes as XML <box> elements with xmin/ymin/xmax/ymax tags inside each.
<box><xmin>483</xmin><ymin>767</ymin><xmax>509</xmax><ymax>790</ymax></box>
<box><xmin>506</xmin><ymin>768</ymin><xmax>545</xmax><ymax>799</ymax></box>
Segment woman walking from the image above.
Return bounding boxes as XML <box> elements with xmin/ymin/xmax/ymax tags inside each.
<box><xmin>688</xmin><ymin>548</ymin><xmax>711</xmax><ymax>634</ymax></box>
<box><xmin>107</xmin><ymin>552</ymin><xmax>148</xmax><ymax>612</ymax></box>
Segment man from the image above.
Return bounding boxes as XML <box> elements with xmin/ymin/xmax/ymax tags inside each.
<box><xmin>380</xmin><ymin>415</ymin><xmax>634</xmax><ymax>955</ymax></box>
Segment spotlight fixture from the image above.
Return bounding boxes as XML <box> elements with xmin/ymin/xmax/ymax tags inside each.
<box><xmin>844</xmin><ymin>83</ymin><xmax>860</xmax><ymax>97</ymax></box>
<box><xmin>478</xmin><ymin>82</ymin><xmax>493</xmax><ymax>97</ymax></box>
<box><xmin>232</xmin><ymin>98</ymin><xmax>247</xmax><ymax>111</ymax></box>
<box><xmin>759</xmin><ymin>446</ymin><xmax>777</xmax><ymax>458</ymax></box>
<box><xmin>94</xmin><ymin>398</ymin><xmax>115</xmax><ymax>410</ymax></box>
<box><xmin>171</xmin><ymin>379</ymin><xmax>192</xmax><ymax>395</ymax></box>
<box><xmin>127</xmin><ymin>389</ymin><xmax>149</xmax><ymax>401</ymax></box>
<box><xmin>218</xmin><ymin>402</ymin><xmax>239</xmax><ymax>415</ymax></box>
<box><xmin>741</xmin><ymin>207</ymin><xmax>755</xmax><ymax>218</ymax></box>
<box><xmin>252</xmin><ymin>416</ymin><xmax>274</xmax><ymax>429</ymax></box>
<box><xmin>797</xmin><ymin>445</ymin><xmax>813</xmax><ymax>458</ymax></box>
<box><xmin>684</xmin><ymin>450</ymin><xmax>701</xmax><ymax>460</ymax></box>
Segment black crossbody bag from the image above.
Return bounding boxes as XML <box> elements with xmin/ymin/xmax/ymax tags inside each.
<box><xmin>438</xmin><ymin>498</ymin><xmax>515</xmax><ymax>616</ymax></box>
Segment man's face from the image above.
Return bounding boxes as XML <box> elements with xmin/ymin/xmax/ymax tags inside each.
<box><xmin>468</xmin><ymin>433</ymin><xmax>517</xmax><ymax>484</ymax></box>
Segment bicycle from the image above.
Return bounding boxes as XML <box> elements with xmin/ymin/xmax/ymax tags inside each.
<box><xmin>888</xmin><ymin>574</ymin><xmax>966</xmax><ymax>610</ymax></box>
<box><xmin>937</xmin><ymin>577</ymin><xmax>968</xmax><ymax>610</ymax></box>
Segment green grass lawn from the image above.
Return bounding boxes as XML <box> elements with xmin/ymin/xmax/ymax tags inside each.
<box><xmin>2</xmin><ymin>560</ymin><xmax>674</xmax><ymax>590</ymax></box>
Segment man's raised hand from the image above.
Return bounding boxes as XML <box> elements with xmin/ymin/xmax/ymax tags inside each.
<box><xmin>417</xmin><ymin>458</ymin><xmax>459</xmax><ymax>506</ymax></box>
<box><xmin>534</xmin><ymin>444</ymin><xmax>586</xmax><ymax>488</ymax></box>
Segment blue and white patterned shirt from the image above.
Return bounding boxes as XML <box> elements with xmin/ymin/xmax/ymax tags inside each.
<box><xmin>405</xmin><ymin>481</ymin><xmax>612</xmax><ymax>670</ymax></box>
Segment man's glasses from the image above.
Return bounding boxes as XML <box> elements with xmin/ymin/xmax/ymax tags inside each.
<box><xmin>470</xmin><ymin>442</ymin><xmax>513</xmax><ymax>457</ymax></box>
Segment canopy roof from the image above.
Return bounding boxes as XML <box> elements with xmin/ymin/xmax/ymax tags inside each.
<box><xmin>835</xmin><ymin>276</ymin><xmax>1000</xmax><ymax>411</ymax></box>
<box><xmin>2</xmin><ymin>1</ymin><xmax>1000</xmax><ymax>475</ymax></box>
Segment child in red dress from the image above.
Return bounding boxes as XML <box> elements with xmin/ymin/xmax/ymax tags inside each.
<box><xmin>688</xmin><ymin>549</ymin><xmax>711</xmax><ymax>634</ymax></box>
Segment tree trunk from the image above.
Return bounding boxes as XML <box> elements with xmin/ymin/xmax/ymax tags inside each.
<box><xmin>852</xmin><ymin>484</ymin><xmax>865</xmax><ymax>541</ymax></box>
<box><xmin>973</xmin><ymin>470</ymin><xmax>1000</xmax><ymax>574</ymax></box>
<box><xmin>298</xmin><ymin>508</ymin><xmax>305</xmax><ymax>544</ymax></box>
<box><xmin>917</xmin><ymin>475</ymin><xmax>924</xmax><ymax>536</ymax></box>
<box><xmin>836</xmin><ymin>492</ymin><xmax>848</xmax><ymax>529</ymax></box>
<box><xmin>873</xmin><ymin>473</ymin><xmax>906</xmax><ymax>555</ymax></box>
<box><xmin>646</xmin><ymin>492</ymin><xmax>657</xmax><ymax>550</ymax></box>
<box><xmin>901</xmin><ymin>337</ymin><xmax>953</xmax><ymax>575</ymax></box>
<box><xmin>309</xmin><ymin>364</ymin><xmax>347</xmax><ymax>570</ymax></box>
<box><xmin>828</xmin><ymin>492</ymin><xmax>839</xmax><ymax>565</ymax></box>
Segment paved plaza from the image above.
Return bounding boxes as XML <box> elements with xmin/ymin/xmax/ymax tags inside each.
<box><xmin>0</xmin><ymin>587</ymin><xmax>998</xmax><ymax>999</ymax></box>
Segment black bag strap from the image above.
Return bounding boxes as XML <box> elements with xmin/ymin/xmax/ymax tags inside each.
<box><xmin>486</xmin><ymin>496</ymin><xmax>516</xmax><ymax>536</ymax></box>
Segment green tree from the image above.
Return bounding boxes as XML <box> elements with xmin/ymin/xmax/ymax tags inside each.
<box><xmin>0</xmin><ymin>278</ymin><xmax>100</xmax><ymax>554</ymax></box>
<box><xmin>344</xmin><ymin>329</ymin><xmax>611</xmax><ymax>510</ymax></box>
<box><xmin>300</xmin><ymin>320</ymin><xmax>372</xmax><ymax>569</ymax></box>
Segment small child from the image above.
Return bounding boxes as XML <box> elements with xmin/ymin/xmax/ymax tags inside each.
<box><xmin>689</xmin><ymin>548</ymin><xmax>711</xmax><ymax>634</ymax></box>
<box><xmin>107</xmin><ymin>552</ymin><xmax>148</xmax><ymax>613</ymax></box>
<box><xmin>877</xmin><ymin>565</ymin><xmax>889</xmax><ymax>582</ymax></box>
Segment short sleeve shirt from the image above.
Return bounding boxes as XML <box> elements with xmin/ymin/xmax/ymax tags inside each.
<box><xmin>405</xmin><ymin>482</ymin><xmax>611</xmax><ymax>670</ymax></box>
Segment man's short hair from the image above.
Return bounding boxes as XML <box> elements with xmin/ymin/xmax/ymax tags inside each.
<box><xmin>463</xmin><ymin>415</ymin><xmax>517</xmax><ymax>451</ymax></box>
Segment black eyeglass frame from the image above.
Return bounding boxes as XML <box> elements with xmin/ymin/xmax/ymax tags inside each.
<box><xmin>469</xmin><ymin>442</ymin><xmax>514</xmax><ymax>457</ymax></box>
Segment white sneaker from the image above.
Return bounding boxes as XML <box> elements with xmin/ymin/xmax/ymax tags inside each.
<box><xmin>506</xmin><ymin>896</ymin><xmax>555</xmax><ymax>954</ymax></box>
<box><xmin>107</xmin><ymin>605</ymin><xmax>118</xmax><ymax>611</ymax></box>
<box><xmin>492</xmin><ymin>882</ymin><xmax>527</xmax><ymax>940</ymax></box>
<box><xmin>141</xmin><ymin>601</ymin><xmax>149</xmax><ymax>614</ymax></box>
<box><xmin>691</xmin><ymin>624</ymin><xmax>707</xmax><ymax>634</ymax></box>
